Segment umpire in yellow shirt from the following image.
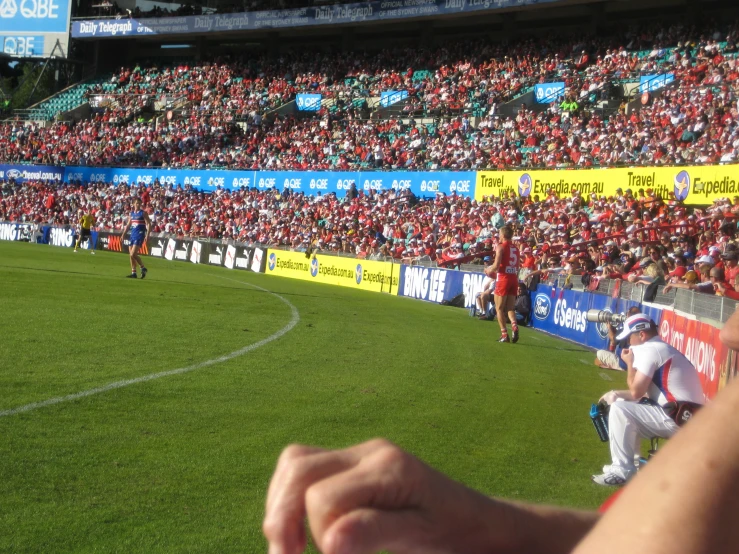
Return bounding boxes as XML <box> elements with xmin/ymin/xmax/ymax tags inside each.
<box><xmin>75</xmin><ymin>210</ymin><xmax>96</xmax><ymax>253</ymax></box>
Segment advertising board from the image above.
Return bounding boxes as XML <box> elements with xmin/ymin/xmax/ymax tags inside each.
<box><xmin>397</xmin><ymin>264</ymin><xmax>489</xmax><ymax>311</ymax></box>
<box><xmin>534</xmin><ymin>82</ymin><xmax>565</xmax><ymax>104</ymax></box>
<box><xmin>266</xmin><ymin>249</ymin><xmax>397</xmax><ymax>294</ymax></box>
<box><xmin>530</xmin><ymin>285</ymin><xmax>664</xmax><ymax>351</ymax></box>
<box><xmin>0</xmin><ymin>164</ymin><xmax>64</xmax><ymax>182</ymax></box>
<box><xmin>71</xmin><ymin>0</ymin><xmax>568</xmax><ymax>39</ymax></box>
<box><xmin>380</xmin><ymin>90</ymin><xmax>408</xmax><ymax>107</ymax></box>
<box><xmin>296</xmin><ymin>93</ymin><xmax>322</xmax><ymax>111</ymax></box>
<box><xmin>0</xmin><ymin>221</ymin><xmax>34</xmax><ymax>242</ymax></box>
<box><xmin>639</xmin><ymin>74</ymin><xmax>675</xmax><ymax>93</ymax></box>
<box><xmin>64</xmin><ymin>167</ymin><xmax>475</xmax><ymax>198</ymax></box>
<box><xmin>0</xmin><ymin>0</ymin><xmax>72</xmax><ymax>57</ymax></box>
<box><xmin>476</xmin><ymin>165</ymin><xmax>739</xmax><ymax>206</ymax></box>
<box><xmin>658</xmin><ymin>309</ymin><xmax>725</xmax><ymax>401</ymax></box>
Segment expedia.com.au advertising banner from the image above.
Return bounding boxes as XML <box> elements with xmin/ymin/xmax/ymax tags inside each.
<box><xmin>266</xmin><ymin>250</ymin><xmax>397</xmax><ymax>294</ymax></box>
<box><xmin>476</xmin><ymin>165</ymin><xmax>739</xmax><ymax>206</ymax></box>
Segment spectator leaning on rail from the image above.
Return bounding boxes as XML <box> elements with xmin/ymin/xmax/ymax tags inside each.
<box><xmin>663</xmin><ymin>266</ymin><xmax>739</xmax><ymax>299</ymax></box>
<box><xmin>592</xmin><ymin>313</ymin><xmax>704</xmax><ymax>487</ymax></box>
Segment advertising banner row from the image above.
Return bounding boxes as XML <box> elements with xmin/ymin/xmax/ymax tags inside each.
<box><xmin>533</xmin><ymin>74</ymin><xmax>672</xmax><ymax>104</ymax></box>
<box><xmin>0</xmin><ymin>164</ymin><xmax>65</xmax><ymax>182</ymax></box>
<box><xmin>62</xmin><ymin>166</ymin><xmax>476</xmax><ymax>198</ymax></box>
<box><xmin>530</xmin><ymin>285</ymin><xmax>664</xmax><ymax>352</ymax></box>
<box><xmin>265</xmin><ymin>249</ymin><xmax>398</xmax><ymax>294</ymax></box>
<box><xmin>70</xmin><ymin>0</ymin><xmax>566</xmax><ymax>39</ymax></box>
<box><xmin>476</xmin><ymin>165</ymin><xmax>739</xmax><ymax>206</ymax></box>
<box><xmin>5</xmin><ymin>162</ymin><xmax>739</xmax><ymax>205</ymax></box>
<box><xmin>0</xmin><ymin>222</ymin><xmax>267</xmax><ymax>272</ymax></box>
<box><xmin>397</xmin><ymin>263</ymin><xmax>487</xmax><ymax>310</ymax></box>
<box><xmin>95</xmin><ymin>231</ymin><xmax>268</xmax><ymax>272</ymax></box>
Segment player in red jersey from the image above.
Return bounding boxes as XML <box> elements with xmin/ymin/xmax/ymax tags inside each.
<box><xmin>486</xmin><ymin>225</ymin><xmax>521</xmax><ymax>343</ymax></box>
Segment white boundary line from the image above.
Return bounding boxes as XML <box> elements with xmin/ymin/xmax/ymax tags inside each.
<box><xmin>0</xmin><ymin>278</ymin><xmax>299</xmax><ymax>418</ymax></box>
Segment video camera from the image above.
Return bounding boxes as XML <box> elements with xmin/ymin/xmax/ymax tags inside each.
<box><xmin>585</xmin><ymin>310</ymin><xmax>627</xmax><ymax>326</ymax></box>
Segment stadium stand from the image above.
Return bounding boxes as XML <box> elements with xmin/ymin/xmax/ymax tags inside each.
<box><xmin>5</xmin><ymin>20</ymin><xmax>739</xmax><ymax>169</ymax></box>
<box><xmin>3</xmin><ymin>8</ymin><xmax>739</xmax><ymax>298</ymax></box>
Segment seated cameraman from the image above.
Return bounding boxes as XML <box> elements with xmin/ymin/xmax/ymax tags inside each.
<box><xmin>592</xmin><ymin>313</ymin><xmax>704</xmax><ymax>486</ymax></box>
<box><xmin>594</xmin><ymin>306</ymin><xmax>641</xmax><ymax>371</ymax></box>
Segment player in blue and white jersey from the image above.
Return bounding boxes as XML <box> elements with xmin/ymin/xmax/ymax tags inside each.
<box><xmin>120</xmin><ymin>197</ymin><xmax>151</xmax><ymax>279</ymax></box>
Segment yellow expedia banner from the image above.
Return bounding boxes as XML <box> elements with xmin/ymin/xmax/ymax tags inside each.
<box><xmin>266</xmin><ymin>249</ymin><xmax>398</xmax><ymax>294</ymax></box>
<box><xmin>475</xmin><ymin>165</ymin><xmax>739</xmax><ymax>205</ymax></box>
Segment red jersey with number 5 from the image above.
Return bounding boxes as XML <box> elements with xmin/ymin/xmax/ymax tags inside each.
<box><xmin>495</xmin><ymin>241</ymin><xmax>520</xmax><ymax>295</ymax></box>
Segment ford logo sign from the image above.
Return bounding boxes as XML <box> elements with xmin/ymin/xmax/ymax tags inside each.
<box><xmin>595</xmin><ymin>309</ymin><xmax>612</xmax><ymax>339</ymax></box>
<box><xmin>533</xmin><ymin>294</ymin><xmax>551</xmax><ymax>320</ymax></box>
<box><xmin>7</xmin><ymin>169</ymin><xmax>21</xmax><ymax>179</ymax></box>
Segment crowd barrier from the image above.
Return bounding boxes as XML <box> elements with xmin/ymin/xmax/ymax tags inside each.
<box><xmin>3</xmin><ymin>163</ymin><xmax>739</xmax><ymax>205</ymax></box>
<box><xmin>3</xmin><ymin>221</ymin><xmax>738</xmax><ymax>400</ymax></box>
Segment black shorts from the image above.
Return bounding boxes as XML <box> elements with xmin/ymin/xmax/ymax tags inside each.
<box><xmin>80</xmin><ymin>228</ymin><xmax>91</xmax><ymax>239</ymax></box>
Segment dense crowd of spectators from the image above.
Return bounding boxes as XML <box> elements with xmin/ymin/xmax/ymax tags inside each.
<box><xmin>3</xmin><ymin>21</ymin><xmax>739</xmax><ymax>170</ymax></box>
<box><xmin>4</xmin><ymin>175</ymin><xmax>739</xmax><ymax>300</ymax></box>
<box><xmin>5</xmin><ymin>22</ymin><xmax>739</xmax><ymax>295</ymax></box>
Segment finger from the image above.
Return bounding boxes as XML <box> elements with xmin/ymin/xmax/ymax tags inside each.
<box><xmin>305</xmin><ymin>444</ymin><xmax>423</xmax><ymax>549</ymax></box>
<box><xmin>321</xmin><ymin>507</ymin><xmax>430</xmax><ymax>554</ymax></box>
<box><xmin>266</xmin><ymin>445</ymin><xmax>325</xmax><ymax>517</ymax></box>
<box><xmin>264</xmin><ymin>445</ymin><xmax>326</xmax><ymax>554</ymax></box>
<box><xmin>264</xmin><ymin>441</ymin><xmax>390</xmax><ymax>554</ymax></box>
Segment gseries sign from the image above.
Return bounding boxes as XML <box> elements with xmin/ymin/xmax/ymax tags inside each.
<box><xmin>475</xmin><ymin>165</ymin><xmax>739</xmax><ymax>206</ymax></box>
<box><xmin>265</xmin><ymin>249</ymin><xmax>397</xmax><ymax>294</ymax></box>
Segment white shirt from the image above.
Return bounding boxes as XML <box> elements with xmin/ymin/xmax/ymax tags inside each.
<box><xmin>632</xmin><ymin>337</ymin><xmax>705</xmax><ymax>405</ymax></box>
<box><xmin>481</xmin><ymin>276</ymin><xmax>495</xmax><ymax>291</ymax></box>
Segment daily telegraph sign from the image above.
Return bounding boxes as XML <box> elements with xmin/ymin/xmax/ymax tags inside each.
<box><xmin>71</xmin><ymin>0</ymin><xmax>567</xmax><ymax>38</ymax></box>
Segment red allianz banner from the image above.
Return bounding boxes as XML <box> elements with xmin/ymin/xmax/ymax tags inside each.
<box><xmin>658</xmin><ymin>309</ymin><xmax>739</xmax><ymax>401</ymax></box>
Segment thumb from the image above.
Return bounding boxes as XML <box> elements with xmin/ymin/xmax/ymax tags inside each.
<box><xmin>321</xmin><ymin>507</ymin><xmax>432</xmax><ymax>554</ymax></box>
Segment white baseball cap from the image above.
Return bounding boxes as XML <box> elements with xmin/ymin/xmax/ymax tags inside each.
<box><xmin>616</xmin><ymin>313</ymin><xmax>656</xmax><ymax>341</ymax></box>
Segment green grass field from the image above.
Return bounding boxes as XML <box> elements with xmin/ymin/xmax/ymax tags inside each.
<box><xmin>0</xmin><ymin>241</ymin><xmax>625</xmax><ymax>553</ymax></box>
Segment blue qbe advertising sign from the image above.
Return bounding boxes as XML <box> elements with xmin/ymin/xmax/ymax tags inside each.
<box><xmin>0</xmin><ymin>0</ymin><xmax>71</xmax><ymax>34</ymax></box>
